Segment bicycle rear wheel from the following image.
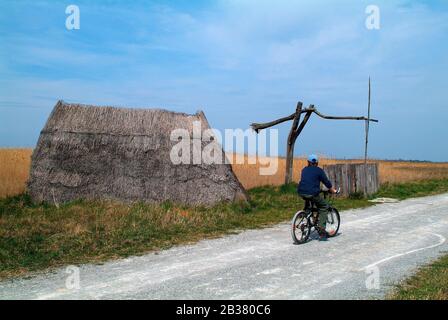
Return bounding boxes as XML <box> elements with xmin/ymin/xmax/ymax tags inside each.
<box><xmin>325</xmin><ymin>208</ymin><xmax>340</xmax><ymax>237</ymax></box>
<box><xmin>291</xmin><ymin>211</ymin><xmax>311</xmax><ymax>244</ymax></box>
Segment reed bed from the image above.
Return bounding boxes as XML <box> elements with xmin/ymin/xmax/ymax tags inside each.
<box><xmin>1</xmin><ymin>149</ymin><xmax>448</xmax><ymax>198</ymax></box>
<box><xmin>0</xmin><ymin>149</ymin><xmax>32</xmax><ymax>198</ymax></box>
<box><xmin>229</xmin><ymin>154</ymin><xmax>448</xmax><ymax>189</ymax></box>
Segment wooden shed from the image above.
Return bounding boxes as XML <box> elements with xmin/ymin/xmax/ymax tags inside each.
<box><xmin>323</xmin><ymin>163</ymin><xmax>380</xmax><ymax>197</ymax></box>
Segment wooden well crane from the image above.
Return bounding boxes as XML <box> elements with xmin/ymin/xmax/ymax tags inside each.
<box><xmin>251</xmin><ymin>100</ymin><xmax>378</xmax><ymax>185</ymax></box>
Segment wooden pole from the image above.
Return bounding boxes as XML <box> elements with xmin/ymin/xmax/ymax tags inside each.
<box><xmin>285</xmin><ymin>102</ymin><xmax>303</xmax><ymax>184</ymax></box>
<box><xmin>364</xmin><ymin>77</ymin><xmax>371</xmax><ymax>194</ymax></box>
<box><xmin>364</xmin><ymin>77</ymin><xmax>371</xmax><ymax>164</ymax></box>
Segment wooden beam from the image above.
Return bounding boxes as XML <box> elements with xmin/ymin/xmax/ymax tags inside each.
<box><xmin>251</xmin><ymin>106</ymin><xmax>378</xmax><ymax>134</ymax></box>
<box><xmin>251</xmin><ymin>113</ymin><xmax>296</xmax><ymax>133</ymax></box>
<box><xmin>310</xmin><ymin>108</ymin><xmax>378</xmax><ymax>123</ymax></box>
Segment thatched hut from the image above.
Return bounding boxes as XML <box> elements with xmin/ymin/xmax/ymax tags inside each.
<box><xmin>28</xmin><ymin>101</ymin><xmax>247</xmax><ymax>206</ymax></box>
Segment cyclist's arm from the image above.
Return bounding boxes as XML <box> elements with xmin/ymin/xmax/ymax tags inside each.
<box><xmin>320</xmin><ymin>169</ymin><xmax>337</xmax><ymax>193</ymax></box>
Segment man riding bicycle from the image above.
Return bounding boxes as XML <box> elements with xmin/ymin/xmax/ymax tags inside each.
<box><xmin>297</xmin><ymin>154</ymin><xmax>337</xmax><ymax>241</ymax></box>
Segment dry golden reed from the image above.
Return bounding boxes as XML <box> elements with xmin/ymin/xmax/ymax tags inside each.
<box><xmin>0</xmin><ymin>149</ymin><xmax>32</xmax><ymax>198</ymax></box>
<box><xmin>229</xmin><ymin>154</ymin><xmax>448</xmax><ymax>189</ymax></box>
<box><xmin>1</xmin><ymin>149</ymin><xmax>448</xmax><ymax>198</ymax></box>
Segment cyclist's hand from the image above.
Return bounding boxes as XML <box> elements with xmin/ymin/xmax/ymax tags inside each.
<box><xmin>330</xmin><ymin>187</ymin><xmax>340</xmax><ymax>194</ymax></box>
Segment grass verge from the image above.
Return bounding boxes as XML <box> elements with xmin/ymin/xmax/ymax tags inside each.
<box><xmin>374</xmin><ymin>179</ymin><xmax>448</xmax><ymax>200</ymax></box>
<box><xmin>1</xmin><ymin>179</ymin><xmax>448</xmax><ymax>280</ymax></box>
<box><xmin>388</xmin><ymin>253</ymin><xmax>448</xmax><ymax>300</ymax></box>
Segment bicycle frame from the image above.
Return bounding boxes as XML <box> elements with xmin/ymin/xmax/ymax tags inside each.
<box><xmin>291</xmin><ymin>189</ymin><xmax>341</xmax><ymax>244</ymax></box>
<box><xmin>302</xmin><ymin>191</ymin><xmax>336</xmax><ymax>227</ymax></box>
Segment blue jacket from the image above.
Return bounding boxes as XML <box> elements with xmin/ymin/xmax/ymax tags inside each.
<box><xmin>297</xmin><ymin>166</ymin><xmax>332</xmax><ymax>196</ymax></box>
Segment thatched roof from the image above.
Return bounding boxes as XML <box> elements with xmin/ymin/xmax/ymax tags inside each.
<box><xmin>28</xmin><ymin>100</ymin><xmax>247</xmax><ymax>206</ymax></box>
<box><xmin>42</xmin><ymin>101</ymin><xmax>210</xmax><ymax>136</ymax></box>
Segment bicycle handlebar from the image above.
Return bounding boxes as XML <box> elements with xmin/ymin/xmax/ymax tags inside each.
<box><xmin>320</xmin><ymin>187</ymin><xmax>341</xmax><ymax>195</ymax></box>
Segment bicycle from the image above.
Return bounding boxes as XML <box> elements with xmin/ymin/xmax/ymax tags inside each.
<box><xmin>291</xmin><ymin>188</ymin><xmax>341</xmax><ymax>244</ymax></box>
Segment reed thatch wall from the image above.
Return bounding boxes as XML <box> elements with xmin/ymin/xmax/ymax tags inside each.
<box><xmin>28</xmin><ymin>101</ymin><xmax>247</xmax><ymax>206</ymax></box>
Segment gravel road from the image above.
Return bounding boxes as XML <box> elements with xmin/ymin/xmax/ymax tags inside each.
<box><xmin>1</xmin><ymin>193</ymin><xmax>448</xmax><ymax>300</ymax></box>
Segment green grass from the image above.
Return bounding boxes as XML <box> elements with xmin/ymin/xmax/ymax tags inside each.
<box><xmin>1</xmin><ymin>179</ymin><xmax>448</xmax><ymax>280</ymax></box>
<box><xmin>388</xmin><ymin>253</ymin><xmax>448</xmax><ymax>300</ymax></box>
<box><xmin>374</xmin><ymin>179</ymin><xmax>448</xmax><ymax>200</ymax></box>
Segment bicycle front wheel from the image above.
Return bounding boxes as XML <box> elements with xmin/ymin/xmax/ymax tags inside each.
<box><xmin>325</xmin><ymin>208</ymin><xmax>340</xmax><ymax>237</ymax></box>
<box><xmin>291</xmin><ymin>211</ymin><xmax>311</xmax><ymax>244</ymax></box>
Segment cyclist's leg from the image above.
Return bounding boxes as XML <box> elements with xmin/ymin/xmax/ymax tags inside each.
<box><xmin>313</xmin><ymin>194</ymin><xmax>330</xmax><ymax>232</ymax></box>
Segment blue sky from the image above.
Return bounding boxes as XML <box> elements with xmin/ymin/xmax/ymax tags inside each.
<box><xmin>1</xmin><ymin>0</ymin><xmax>447</xmax><ymax>161</ymax></box>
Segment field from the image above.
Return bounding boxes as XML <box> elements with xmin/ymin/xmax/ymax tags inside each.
<box><xmin>2</xmin><ymin>149</ymin><xmax>448</xmax><ymax>198</ymax></box>
<box><xmin>230</xmin><ymin>154</ymin><xmax>448</xmax><ymax>189</ymax></box>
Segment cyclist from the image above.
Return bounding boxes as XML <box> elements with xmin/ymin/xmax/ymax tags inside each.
<box><xmin>297</xmin><ymin>154</ymin><xmax>337</xmax><ymax>241</ymax></box>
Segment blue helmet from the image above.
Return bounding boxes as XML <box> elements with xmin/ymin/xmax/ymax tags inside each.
<box><xmin>308</xmin><ymin>154</ymin><xmax>319</xmax><ymax>163</ymax></box>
